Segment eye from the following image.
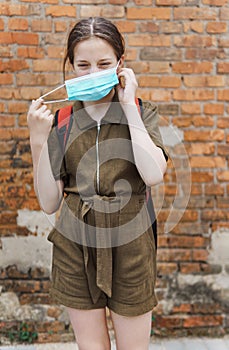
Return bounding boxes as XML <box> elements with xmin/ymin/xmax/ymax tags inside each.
<box><xmin>99</xmin><ymin>62</ymin><xmax>111</xmax><ymax>68</ymax></box>
<box><xmin>77</xmin><ymin>63</ymin><xmax>89</xmax><ymax>68</ymax></box>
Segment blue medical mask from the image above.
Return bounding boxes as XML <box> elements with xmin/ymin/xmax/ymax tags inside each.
<box><xmin>66</xmin><ymin>64</ymin><xmax>119</xmax><ymax>101</ymax></box>
<box><xmin>41</xmin><ymin>62</ymin><xmax>119</xmax><ymax>104</ymax></box>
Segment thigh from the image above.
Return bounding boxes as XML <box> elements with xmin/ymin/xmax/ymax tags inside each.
<box><xmin>67</xmin><ymin>307</ymin><xmax>111</xmax><ymax>350</ymax></box>
<box><xmin>110</xmin><ymin>310</ymin><xmax>152</xmax><ymax>350</ymax></box>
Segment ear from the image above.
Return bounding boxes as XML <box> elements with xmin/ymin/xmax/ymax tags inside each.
<box><xmin>118</xmin><ymin>55</ymin><xmax>125</xmax><ymax>69</ymax></box>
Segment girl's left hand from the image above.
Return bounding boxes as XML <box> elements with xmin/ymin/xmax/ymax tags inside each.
<box><xmin>117</xmin><ymin>68</ymin><xmax>138</xmax><ymax>105</ymax></box>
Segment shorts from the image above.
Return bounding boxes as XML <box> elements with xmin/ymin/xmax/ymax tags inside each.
<box><xmin>47</xmin><ymin>227</ymin><xmax>157</xmax><ymax>317</ymax></box>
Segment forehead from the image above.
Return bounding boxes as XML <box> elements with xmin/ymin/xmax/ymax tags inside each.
<box><xmin>73</xmin><ymin>37</ymin><xmax>116</xmax><ymax>62</ymax></box>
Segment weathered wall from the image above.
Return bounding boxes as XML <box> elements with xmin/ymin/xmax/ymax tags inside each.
<box><xmin>0</xmin><ymin>0</ymin><xmax>229</xmax><ymax>344</ymax></box>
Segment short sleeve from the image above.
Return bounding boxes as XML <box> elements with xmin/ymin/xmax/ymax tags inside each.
<box><xmin>141</xmin><ymin>101</ymin><xmax>168</xmax><ymax>161</ymax></box>
<box><xmin>47</xmin><ymin>121</ymin><xmax>67</xmax><ymax>183</ymax></box>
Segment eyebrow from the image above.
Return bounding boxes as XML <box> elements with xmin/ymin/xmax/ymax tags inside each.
<box><xmin>75</xmin><ymin>58</ymin><xmax>113</xmax><ymax>63</ymax></box>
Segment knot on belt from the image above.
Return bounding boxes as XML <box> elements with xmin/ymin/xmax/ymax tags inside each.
<box><xmin>81</xmin><ymin>195</ymin><xmax>121</xmax><ymax>302</ymax></box>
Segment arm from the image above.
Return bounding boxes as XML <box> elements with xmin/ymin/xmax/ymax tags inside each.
<box><xmin>27</xmin><ymin>99</ymin><xmax>64</xmax><ymax>214</ymax></box>
<box><xmin>117</xmin><ymin>68</ymin><xmax>167</xmax><ymax>186</ymax></box>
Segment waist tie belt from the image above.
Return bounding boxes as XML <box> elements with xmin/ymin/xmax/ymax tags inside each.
<box><xmin>76</xmin><ymin>194</ymin><xmax>146</xmax><ymax>304</ymax></box>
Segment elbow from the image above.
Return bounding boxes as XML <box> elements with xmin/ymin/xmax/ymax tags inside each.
<box><xmin>144</xmin><ymin>162</ymin><xmax>167</xmax><ymax>187</ymax></box>
<box><xmin>38</xmin><ymin>197</ymin><xmax>62</xmax><ymax>215</ymax></box>
<box><xmin>42</xmin><ymin>207</ymin><xmax>58</xmax><ymax>215</ymax></box>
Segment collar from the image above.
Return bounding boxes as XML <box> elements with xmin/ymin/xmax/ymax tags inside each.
<box><xmin>72</xmin><ymin>90</ymin><xmax>125</xmax><ymax>130</ymax></box>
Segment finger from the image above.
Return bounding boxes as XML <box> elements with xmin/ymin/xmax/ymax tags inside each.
<box><xmin>38</xmin><ymin>104</ymin><xmax>48</xmax><ymax>114</ymax></box>
<box><xmin>119</xmin><ymin>76</ymin><xmax>125</xmax><ymax>88</ymax></box>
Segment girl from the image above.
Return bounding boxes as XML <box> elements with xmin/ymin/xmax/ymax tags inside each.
<box><xmin>27</xmin><ymin>17</ymin><xmax>167</xmax><ymax>350</ymax></box>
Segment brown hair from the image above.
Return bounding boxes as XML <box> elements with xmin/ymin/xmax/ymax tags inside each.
<box><xmin>63</xmin><ymin>17</ymin><xmax>125</xmax><ymax>79</ymax></box>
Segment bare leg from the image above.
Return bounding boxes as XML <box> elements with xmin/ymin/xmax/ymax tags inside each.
<box><xmin>66</xmin><ymin>307</ymin><xmax>111</xmax><ymax>350</ymax></box>
<box><xmin>110</xmin><ymin>310</ymin><xmax>152</xmax><ymax>350</ymax></box>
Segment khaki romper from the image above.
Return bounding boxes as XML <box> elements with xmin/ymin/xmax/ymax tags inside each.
<box><xmin>47</xmin><ymin>92</ymin><xmax>168</xmax><ymax>317</ymax></box>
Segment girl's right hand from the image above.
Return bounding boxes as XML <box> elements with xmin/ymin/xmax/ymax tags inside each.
<box><xmin>27</xmin><ymin>99</ymin><xmax>54</xmax><ymax>145</ymax></box>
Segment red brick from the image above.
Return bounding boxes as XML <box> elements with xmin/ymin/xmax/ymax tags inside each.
<box><xmin>31</xmin><ymin>19</ymin><xmax>52</xmax><ymax>32</ymax></box>
<box><xmin>0</xmin><ymin>73</ymin><xmax>13</xmax><ymax>85</ymax></box>
<box><xmin>0</xmin><ymin>128</ymin><xmax>29</xmax><ymax>140</ymax></box>
<box><xmin>184</xmin><ymin>21</ymin><xmax>204</xmax><ymax>33</ymax></box>
<box><xmin>220</xmin><ymin>7</ymin><xmax>229</xmax><ymax>19</ymax></box>
<box><xmin>186</xmin><ymin>48</ymin><xmax>226</xmax><ymax>60</ymax></box>
<box><xmin>174</xmin><ymin>7</ymin><xmax>217</xmax><ymax>20</ymax></box>
<box><xmin>139</xmin><ymin>76</ymin><xmax>181</xmax><ymax>88</ymax></box>
<box><xmin>174</xmin><ymin>35</ymin><xmax>214</xmax><ymax>47</ymax></box>
<box><xmin>172</xmin><ymin>62</ymin><xmax>213</xmax><ymax>74</ymax></box>
<box><xmin>47</xmin><ymin>46</ymin><xmax>65</xmax><ymax>59</ymax></box>
<box><xmin>192</xmin><ymin>116</ymin><xmax>214</xmax><ymax>127</ymax></box>
<box><xmin>218</xmin><ymin>144</ymin><xmax>229</xmax><ymax>156</ymax></box>
<box><xmin>204</xmin><ymin>103</ymin><xmax>224</xmax><ymax>115</ymax></box>
<box><xmin>203</xmin><ymin>0</ymin><xmax>227</xmax><ymax>5</ymax></box>
<box><xmin>183</xmin><ymin>315</ymin><xmax>223</xmax><ymax>328</ymax></box>
<box><xmin>218</xmin><ymin>37</ymin><xmax>229</xmax><ymax>48</ymax></box>
<box><xmin>110</xmin><ymin>0</ymin><xmax>128</xmax><ymax>3</ymax></box>
<box><xmin>180</xmin><ymin>263</ymin><xmax>201</xmax><ymax>274</ymax></box>
<box><xmin>217</xmin><ymin>62</ymin><xmax>229</xmax><ymax>73</ymax></box>
<box><xmin>125</xmin><ymin>48</ymin><xmax>137</xmax><ymax>61</ymax></box>
<box><xmin>17</xmin><ymin>46</ymin><xmax>45</xmax><ymax>59</ymax></box>
<box><xmin>46</xmin><ymin>6</ymin><xmax>76</xmax><ymax>17</ymax></box>
<box><xmin>150</xmin><ymin>90</ymin><xmax>171</xmax><ymax>102</ymax></box>
<box><xmin>128</xmin><ymin>34</ymin><xmax>170</xmax><ymax>47</ymax></box>
<box><xmin>202</xmin><ymin>210</ymin><xmax>229</xmax><ymax>221</ymax></box>
<box><xmin>192</xmin><ymin>249</ymin><xmax>209</xmax><ymax>261</ymax></box>
<box><xmin>190</xmin><ymin>156</ymin><xmax>226</xmax><ymax>168</ymax></box>
<box><xmin>217</xmin><ymin>171</ymin><xmax>229</xmax><ymax>182</ymax></box>
<box><xmin>80</xmin><ymin>5</ymin><xmax>124</xmax><ymax>18</ymax></box>
<box><xmin>0</xmin><ymin>46</ymin><xmax>12</xmax><ymax>58</ymax></box>
<box><xmin>16</xmin><ymin>73</ymin><xmax>62</xmax><ymax>86</ymax></box>
<box><xmin>0</xmin><ymin>32</ymin><xmax>39</xmax><ymax>45</ymax></box>
<box><xmin>115</xmin><ymin>20</ymin><xmax>136</xmax><ymax>33</ymax></box>
<box><xmin>174</xmin><ymin>89</ymin><xmax>214</xmax><ymax>101</ymax></box>
<box><xmin>8</xmin><ymin>18</ymin><xmax>29</xmax><ymax>31</ymax></box>
<box><xmin>188</xmin><ymin>143</ymin><xmax>215</xmax><ymax>155</ymax></box>
<box><xmin>33</xmin><ymin>59</ymin><xmax>62</xmax><ymax>72</ymax></box>
<box><xmin>205</xmin><ymin>184</ymin><xmax>224</xmax><ymax>196</ymax></box>
<box><xmin>184</xmin><ymin>76</ymin><xmax>225</xmax><ymax>87</ymax></box>
<box><xmin>0</xmin><ymin>59</ymin><xmax>29</xmax><ymax>72</ymax></box>
<box><xmin>0</xmin><ymin>18</ymin><xmax>4</xmax><ymax>30</ymax></box>
<box><xmin>0</xmin><ymin>116</ymin><xmax>15</xmax><ymax>127</ymax></box>
<box><xmin>156</xmin><ymin>315</ymin><xmax>183</xmax><ymax>328</ymax></box>
<box><xmin>206</xmin><ymin>22</ymin><xmax>227</xmax><ymax>33</ymax></box>
<box><xmin>173</xmin><ymin>304</ymin><xmax>192</xmax><ymax>313</ymax></box>
<box><xmin>134</xmin><ymin>0</ymin><xmax>152</xmax><ymax>4</ymax></box>
<box><xmin>157</xmin><ymin>263</ymin><xmax>178</xmax><ymax>275</ymax></box>
<box><xmin>54</xmin><ymin>21</ymin><xmax>68</xmax><ymax>32</ymax></box>
<box><xmin>8</xmin><ymin>102</ymin><xmax>29</xmax><ymax>114</ymax></box>
<box><xmin>159</xmin><ymin>235</ymin><xmax>208</xmax><ymax>248</ymax></box>
<box><xmin>127</xmin><ymin>7</ymin><xmax>170</xmax><ymax>19</ymax></box>
<box><xmin>218</xmin><ymin>89</ymin><xmax>229</xmax><ymax>101</ymax></box>
<box><xmin>139</xmin><ymin>21</ymin><xmax>159</xmax><ymax>33</ymax></box>
<box><xmin>0</xmin><ymin>4</ymin><xmax>27</xmax><ymax>16</ymax></box>
<box><xmin>156</xmin><ymin>0</ymin><xmax>181</xmax><ymax>4</ymax></box>
<box><xmin>180</xmin><ymin>104</ymin><xmax>201</xmax><ymax>114</ymax></box>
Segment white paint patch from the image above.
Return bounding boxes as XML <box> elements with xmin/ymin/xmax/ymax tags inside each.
<box><xmin>0</xmin><ymin>236</ymin><xmax>52</xmax><ymax>271</ymax></box>
<box><xmin>208</xmin><ymin>230</ymin><xmax>229</xmax><ymax>265</ymax></box>
<box><xmin>17</xmin><ymin>209</ymin><xmax>55</xmax><ymax>236</ymax></box>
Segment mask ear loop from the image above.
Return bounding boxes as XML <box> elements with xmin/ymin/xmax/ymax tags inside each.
<box><xmin>40</xmin><ymin>83</ymin><xmax>69</xmax><ymax>104</ymax></box>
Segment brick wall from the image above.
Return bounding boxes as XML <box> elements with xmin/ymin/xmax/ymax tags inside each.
<box><xmin>0</xmin><ymin>0</ymin><xmax>229</xmax><ymax>344</ymax></box>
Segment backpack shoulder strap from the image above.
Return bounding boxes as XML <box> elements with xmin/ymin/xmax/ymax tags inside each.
<box><xmin>135</xmin><ymin>97</ymin><xmax>143</xmax><ymax>117</ymax></box>
<box><xmin>54</xmin><ymin>105</ymin><xmax>73</xmax><ymax>152</ymax></box>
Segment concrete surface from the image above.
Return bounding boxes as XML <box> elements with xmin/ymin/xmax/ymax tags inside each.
<box><xmin>1</xmin><ymin>337</ymin><xmax>229</xmax><ymax>350</ymax></box>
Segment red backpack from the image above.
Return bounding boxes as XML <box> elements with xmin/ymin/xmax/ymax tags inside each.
<box><xmin>54</xmin><ymin>98</ymin><xmax>158</xmax><ymax>250</ymax></box>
